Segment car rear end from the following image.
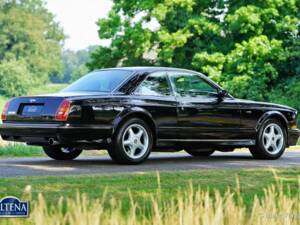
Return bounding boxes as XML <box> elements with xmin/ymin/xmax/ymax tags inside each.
<box><xmin>0</xmin><ymin>69</ymin><xmax>138</xmax><ymax>149</ymax></box>
<box><xmin>0</xmin><ymin>96</ymin><xmax>112</xmax><ymax>147</ymax></box>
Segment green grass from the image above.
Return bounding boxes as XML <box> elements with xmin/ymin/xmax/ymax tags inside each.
<box><xmin>0</xmin><ymin>83</ymin><xmax>67</xmax><ymax>112</ymax></box>
<box><xmin>28</xmin><ymin>83</ymin><xmax>67</xmax><ymax>96</ymax></box>
<box><xmin>1</xmin><ymin>144</ymin><xmax>298</xmax><ymax>158</ymax></box>
<box><xmin>0</xmin><ymin>144</ymin><xmax>43</xmax><ymax>157</ymax></box>
<box><xmin>0</xmin><ymin>144</ymin><xmax>103</xmax><ymax>158</ymax></box>
<box><xmin>0</xmin><ymin>96</ymin><xmax>7</xmax><ymax>114</ymax></box>
<box><xmin>0</xmin><ymin>168</ymin><xmax>299</xmax><ymax>210</ymax></box>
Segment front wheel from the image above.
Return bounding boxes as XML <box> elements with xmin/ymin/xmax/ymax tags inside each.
<box><xmin>108</xmin><ymin>118</ymin><xmax>153</xmax><ymax>165</ymax></box>
<box><xmin>250</xmin><ymin>119</ymin><xmax>287</xmax><ymax>159</ymax></box>
<box><xmin>43</xmin><ymin>146</ymin><xmax>82</xmax><ymax>160</ymax></box>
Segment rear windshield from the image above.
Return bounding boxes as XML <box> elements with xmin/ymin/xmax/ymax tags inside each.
<box><xmin>62</xmin><ymin>70</ymin><xmax>133</xmax><ymax>93</ymax></box>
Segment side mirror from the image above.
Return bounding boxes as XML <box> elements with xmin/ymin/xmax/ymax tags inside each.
<box><xmin>217</xmin><ymin>89</ymin><xmax>228</xmax><ymax>100</ymax></box>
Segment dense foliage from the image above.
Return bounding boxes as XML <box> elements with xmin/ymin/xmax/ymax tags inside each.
<box><xmin>0</xmin><ymin>0</ymin><xmax>64</xmax><ymax>96</ymax></box>
<box><xmin>54</xmin><ymin>46</ymin><xmax>96</xmax><ymax>84</ymax></box>
<box><xmin>89</xmin><ymin>0</ymin><xmax>300</xmax><ymax>115</ymax></box>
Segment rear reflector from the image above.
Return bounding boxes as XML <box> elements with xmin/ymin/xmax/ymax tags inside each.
<box><xmin>55</xmin><ymin>100</ymin><xmax>71</xmax><ymax>121</ymax></box>
<box><xmin>291</xmin><ymin>123</ymin><xmax>297</xmax><ymax>129</ymax></box>
<box><xmin>1</xmin><ymin>101</ymin><xmax>10</xmax><ymax>121</ymax></box>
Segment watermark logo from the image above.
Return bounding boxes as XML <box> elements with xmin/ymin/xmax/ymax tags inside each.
<box><xmin>0</xmin><ymin>196</ymin><xmax>29</xmax><ymax>218</ymax></box>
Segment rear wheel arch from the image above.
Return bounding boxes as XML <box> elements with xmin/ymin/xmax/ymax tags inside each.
<box><xmin>109</xmin><ymin>117</ymin><xmax>153</xmax><ymax>164</ymax></box>
<box><xmin>112</xmin><ymin>110</ymin><xmax>157</xmax><ymax>144</ymax></box>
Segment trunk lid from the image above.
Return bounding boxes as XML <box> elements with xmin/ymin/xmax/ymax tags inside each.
<box><xmin>3</xmin><ymin>92</ymin><xmax>116</xmax><ymax>122</ymax></box>
<box><xmin>5</xmin><ymin>96</ymin><xmax>66</xmax><ymax>122</ymax></box>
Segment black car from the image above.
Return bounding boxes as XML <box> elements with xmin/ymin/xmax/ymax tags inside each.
<box><xmin>1</xmin><ymin>67</ymin><xmax>299</xmax><ymax>164</ymax></box>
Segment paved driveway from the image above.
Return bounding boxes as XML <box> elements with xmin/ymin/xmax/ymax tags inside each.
<box><xmin>0</xmin><ymin>150</ymin><xmax>300</xmax><ymax>177</ymax></box>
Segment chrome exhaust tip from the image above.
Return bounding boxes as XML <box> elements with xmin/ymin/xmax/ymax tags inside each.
<box><xmin>48</xmin><ymin>138</ymin><xmax>59</xmax><ymax>146</ymax></box>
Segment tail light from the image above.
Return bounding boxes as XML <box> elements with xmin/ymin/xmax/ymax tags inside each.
<box><xmin>55</xmin><ymin>100</ymin><xmax>71</xmax><ymax>121</ymax></box>
<box><xmin>1</xmin><ymin>101</ymin><xmax>11</xmax><ymax>121</ymax></box>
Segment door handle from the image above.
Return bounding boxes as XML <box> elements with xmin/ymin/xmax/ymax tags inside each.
<box><xmin>245</xmin><ymin>110</ymin><xmax>252</xmax><ymax>114</ymax></box>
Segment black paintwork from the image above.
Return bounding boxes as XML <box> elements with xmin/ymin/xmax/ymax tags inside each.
<box><xmin>1</xmin><ymin>67</ymin><xmax>299</xmax><ymax>150</ymax></box>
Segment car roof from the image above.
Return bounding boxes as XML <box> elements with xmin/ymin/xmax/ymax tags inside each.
<box><xmin>95</xmin><ymin>66</ymin><xmax>200</xmax><ymax>74</ymax></box>
<box><xmin>94</xmin><ymin>66</ymin><xmax>225</xmax><ymax>93</ymax></box>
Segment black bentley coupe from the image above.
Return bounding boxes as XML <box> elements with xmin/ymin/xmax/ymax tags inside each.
<box><xmin>0</xmin><ymin>67</ymin><xmax>299</xmax><ymax>164</ymax></box>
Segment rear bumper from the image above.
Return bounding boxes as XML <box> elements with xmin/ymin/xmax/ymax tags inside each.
<box><xmin>0</xmin><ymin>122</ymin><xmax>112</xmax><ymax>145</ymax></box>
<box><xmin>288</xmin><ymin>128</ymin><xmax>300</xmax><ymax>146</ymax></box>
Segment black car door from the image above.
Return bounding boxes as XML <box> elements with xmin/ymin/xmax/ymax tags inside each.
<box><xmin>133</xmin><ymin>71</ymin><xmax>178</xmax><ymax>140</ymax></box>
<box><xmin>168</xmin><ymin>71</ymin><xmax>241</xmax><ymax>141</ymax></box>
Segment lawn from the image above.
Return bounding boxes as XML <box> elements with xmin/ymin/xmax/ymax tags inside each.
<box><xmin>0</xmin><ymin>144</ymin><xmax>104</xmax><ymax>157</ymax></box>
<box><xmin>1</xmin><ymin>168</ymin><xmax>299</xmax><ymax>210</ymax></box>
<box><xmin>0</xmin><ymin>83</ymin><xmax>67</xmax><ymax>112</ymax></box>
<box><xmin>0</xmin><ymin>144</ymin><xmax>43</xmax><ymax>157</ymax></box>
<box><xmin>1</xmin><ymin>144</ymin><xmax>298</xmax><ymax>158</ymax></box>
<box><xmin>27</xmin><ymin>83</ymin><xmax>67</xmax><ymax>96</ymax></box>
<box><xmin>1</xmin><ymin>168</ymin><xmax>300</xmax><ymax>224</ymax></box>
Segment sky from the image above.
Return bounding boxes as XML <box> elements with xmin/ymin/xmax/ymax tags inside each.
<box><xmin>46</xmin><ymin>0</ymin><xmax>113</xmax><ymax>51</ymax></box>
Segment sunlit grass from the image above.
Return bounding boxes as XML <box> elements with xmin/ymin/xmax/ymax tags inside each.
<box><xmin>28</xmin><ymin>83</ymin><xmax>67</xmax><ymax>96</ymax></box>
<box><xmin>0</xmin><ymin>144</ymin><xmax>43</xmax><ymax>157</ymax></box>
<box><xmin>0</xmin><ymin>142</ymin><xmax>299</xmax><ymax>158</ymax></box>
<box><xmin>1</xmin><ymin>171</ymin><xmax>300</xmax><ymax>225</ymax></box>
<box><xmin>1</xmin><ymin>168</ymin><xmax>300</xmax><ymax>210</ymax></box>
<box><xmin>0</xmin><ymin>143</ymin><xmax>105</xmax><ymax>157</ymax></box>
<box><xmin>0</xmin><ymin>96</ymin><xmax>7</xmax><ymax>114</ymax></box>
<box><xmin>0</xmin><ymin>83</ymin><xmax>67</xmax><ymax>112</ymax></box>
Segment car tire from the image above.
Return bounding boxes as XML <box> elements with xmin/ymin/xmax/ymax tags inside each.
<box><xmin>249</xmin><ymin>119</ymin><xmax>287</xmax><ymax>160</ymax></box>
<box><xmin>108</xmin><ymin>118</ymin><xmax>153</xmax><ymax>165</ymax></box>
<box><xmin>43</xmin><ymin>146</ymin><xmax>82</xmax><ymax>160</ymax></box>
<box><xmin>185</xmin><ymin>149</ymin><xmax>215</xmax><ymax>157</ymax></box>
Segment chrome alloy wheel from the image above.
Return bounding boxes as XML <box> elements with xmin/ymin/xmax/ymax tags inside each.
<box><xmin>122</xmin><ymin>123</ymin><xmax>149</xmax><ymax>159</ymax></box>
<box><xmin>262</xmin><ymin>123</ymin><xmax>284</xmax><ymax>155</ymax></box>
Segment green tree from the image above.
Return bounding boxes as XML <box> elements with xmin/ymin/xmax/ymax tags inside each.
<box><xmin>0</xmin><ymin>0</ymin><xmax>65</xmax><ymax>96</ymax></box>
<box><xmin>58</xmin><ymin>46</ymin><xmax>96</xmax><ymax>83</ymax></box>
<box><xmin>70</xmin><ymin>64</ymin><xmax>89</xmax><ymax>82</ymax></box>
<box><xmin>89</xmin><ymin>0</ymin><xmax>300</xmax><ymax>109</ymax></box>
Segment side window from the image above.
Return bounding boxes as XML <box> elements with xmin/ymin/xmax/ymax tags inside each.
<box><xmin>170</xmin><ymin>73</ymin><xmax>217</xmax><ymax>97</ymax></box>
<box><xmin>135</xmin><ymin>72</ymin><xmax>171</xmax><ymax>96</ymax></box>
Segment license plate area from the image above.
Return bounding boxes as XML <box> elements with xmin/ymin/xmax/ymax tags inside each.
<box><xmin>20</xmin><ymin>104</ymin><xmax>44</xmax><ymax>116</ymax></box>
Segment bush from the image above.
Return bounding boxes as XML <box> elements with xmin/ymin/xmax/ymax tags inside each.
<box><xmin>0</xmin><ymin>59</ymin><xmax>33</xmax><ymax>97</ymax></box>
<box><xmin>0</xmin><ymin>0</ymin><xmax>64</xmax><ymax>95</ymax></box>
<box><xmin>269</xmin><ymin>78</ymin><xmax>300</xmax><ymax>126</ymax></box>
